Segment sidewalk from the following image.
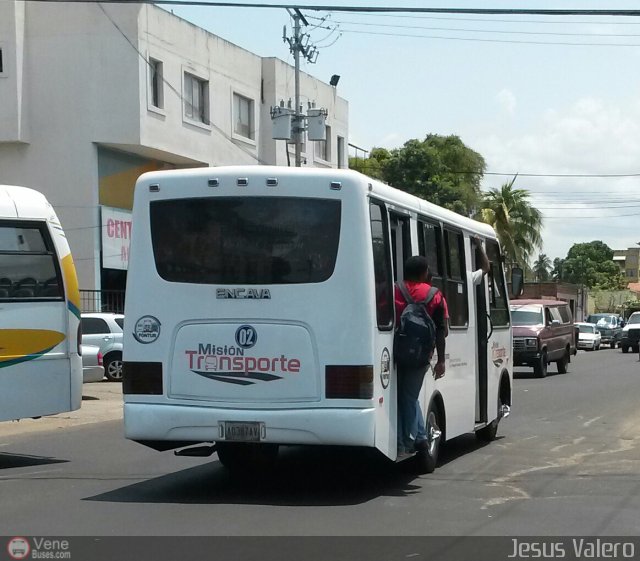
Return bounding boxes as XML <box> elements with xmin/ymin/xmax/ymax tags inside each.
<box><xmin>0</xmin><ymin>382</ymin><xmax>123</xmax><ymax>438</ymax></box>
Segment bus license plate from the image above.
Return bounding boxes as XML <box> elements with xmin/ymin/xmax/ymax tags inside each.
<box><xmin>224</xmin><ymin>422</ymin><xmax>262</xmax><ymax>442</ymax></box>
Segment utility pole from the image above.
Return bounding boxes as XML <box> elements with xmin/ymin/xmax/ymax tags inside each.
<box><xmin>284</xmin><ymin>8</ymin><xmax>317</xmax><ymax>167</ymax></box>
<box><xmin>293</xmin><ymin>11</ymin><xmax>303</xmax><ymax>167</ymax></box>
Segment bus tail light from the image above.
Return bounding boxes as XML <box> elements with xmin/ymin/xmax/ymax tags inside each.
<box><xmin>325</xmin><ymin>365</ymin><xmax>374</xmax><ymax>399</ymax></box>
<box><xmin>77</xmin><ymin>324</ymin><xmax>82</xmax><ymax>356</ymax></box>
<box><xmin>123</xmin><ymin>362</ymin><xmax>163</xmax><ymax>395</ymax></box>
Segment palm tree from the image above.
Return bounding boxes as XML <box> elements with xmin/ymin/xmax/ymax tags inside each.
<box><xmin>479</xmin><ymin>176</ymin><xmax>543</xmax><ymax>268</ymax></box>
<box><xmin>533</xmin><ymin>253</ymin><xmax>552</xmax><ymax>282</ymax></box>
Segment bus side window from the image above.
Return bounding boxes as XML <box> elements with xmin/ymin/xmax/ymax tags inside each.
<box><xmin>486</xmin><ymin>240</ymin><xmax>510</xmax><ymax>327</ymax></box>
<box><xmin>369</xmin><ymin>200</ymin><xmax>394</xmax><ymax>331</ymax></box>
<box><xmin>417</xmin><ymin>219</ymin><xmax>444</xmax><ymax>292</ymax></box>
<box><xmin>390</xmin><ymin>213</ymin><xmax>411</xmax><ymax>282</ymax></box>
<box><xmin>444</xmin><ymin>229</ymin><xmax>468</xmax><ymax>327</ymax></box>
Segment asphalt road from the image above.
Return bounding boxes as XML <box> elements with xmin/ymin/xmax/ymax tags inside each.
<box><xmin>1</xmin><ymin>348</ymin><xmax>639</xmax><ymax>537</ymax></box>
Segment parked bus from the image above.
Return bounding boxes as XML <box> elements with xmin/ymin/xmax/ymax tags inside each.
<box><xmin>0</xmin><ymin>185</ymin><xmax>82</xmax><ymax>422</ymax></box>
<box><xmin>123</xmin><ymin>167</ymin><xmax>513</xmax><ymax>472</ymax></box>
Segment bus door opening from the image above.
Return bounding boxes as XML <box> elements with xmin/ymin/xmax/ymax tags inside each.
<box><xmin>475</xmin><ymin>240</ymin><xmax>489</xmax><ymax>424</ymax></box>
<box><xmin>390</xmin><ymin>213</ymin><xmax>412</xmax><ymax>282</ymax></box>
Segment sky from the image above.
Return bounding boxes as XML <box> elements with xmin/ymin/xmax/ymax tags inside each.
<box><xmin>167</xmin><ymin>0</ymin><xmax>640</xmax><ymax>261</ymax></box>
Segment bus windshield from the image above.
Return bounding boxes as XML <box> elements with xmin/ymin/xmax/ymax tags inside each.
<box><xmin>150</xmin><ymin>197</ymin><xmax>341</xmax><ymax>285</ymax></box>
<box><xmin>510</xmin><ymin>306</ymin><xmax>544</xmax><ymax>326</ymax></box>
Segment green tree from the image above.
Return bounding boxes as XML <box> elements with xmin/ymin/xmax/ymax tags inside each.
<box><xmin>533</xmin><ymin>253</ymin><xmax>552</xmax><ymax>281</ymax></box>
<box><xmin>349</xmin><ymin>147</ymin><xmax>389</xmax><ymax>181</ymax></box>
<box><xmin>562</xmin><ymin>241</ymin><xmax>626</xmax><ymax>289</ymax></box>
<box><xmin>350</xmin><ymin>135</ymin><xmax>486</xmax><ymax>216</ymax></box>
<box><xmin>479</xmin><ymin>176</ymin><xmax>543</xmax><ymax>267</ymax></box>
<box><xmin>552</xmin><ymin>257</ymin><xmax>565</xmax><ymax>281</ymax></box>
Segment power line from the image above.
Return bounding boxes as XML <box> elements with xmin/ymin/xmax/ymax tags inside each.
<box><xmin>323</xmin><ymin>18</ymin><xmax>640</xmax><ymax>38</ymax></box>
<box><xmin>343</xmin><ymin>13</ymin><xmax>640</xmax><ymax>26</ymax></box>
<box><xmin>22</xmin><ymin>2</ymin><xmax>640</xmax><ymax>17</ymax></box>
<box><xmin>339</xmin><ymin>28</ymin><xmax>640</xmax><ymax>47</ymax></box>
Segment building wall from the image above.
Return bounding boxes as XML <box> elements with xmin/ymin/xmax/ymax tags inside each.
<box><xmin>0</xmin><ymin>2</ymin><xmax>350</xmax><ymax>292</ymax></box>
<box><xmin>517</xmin><ymin>282</ymin><xmax>587</xmax><ymax>321</ymax></box>
<box><xmin>614</xmin><ymin>247</ymin><xmax>640</xmax><ymax>283</ymax></box>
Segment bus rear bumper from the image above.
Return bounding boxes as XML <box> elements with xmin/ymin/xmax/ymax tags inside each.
<box><xmin>124</xmin><ymin>403</ymin><xmax>376</xmax><ymax>447</ymax></box>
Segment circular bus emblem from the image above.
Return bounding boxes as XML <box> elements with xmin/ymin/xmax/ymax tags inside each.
<box><xmin>7</xmin><ymin>537</ymin><xmax>30</xmax><ymax>560</ymax></box>
<box><xmin>381</xmin><ymin>348</ymin><xmax>391</xmax><ymax>389</ymax></box>
<box><xmin>133</xmin><ymin>316</ymin><xmax>161</xmax><ymax>344</ymax></box>
<box><xmin>235</xmin><ymin>325</ymin><xmax>257</xmax><ymax>349</ymax></box>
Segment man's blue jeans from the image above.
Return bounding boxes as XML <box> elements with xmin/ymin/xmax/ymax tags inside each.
<box><xmin>397</xmin><ymin>365</ymin><xmax>428</xmax><ymax>453</ymax></box>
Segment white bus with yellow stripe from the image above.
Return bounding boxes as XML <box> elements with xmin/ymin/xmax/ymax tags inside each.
<box><xmin>0</xmin><ymin>185</ymin><xmax>82</xmax><ymax>422</ymax></box>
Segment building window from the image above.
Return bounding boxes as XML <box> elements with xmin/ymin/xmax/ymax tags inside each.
<box><xmin>233</xmin><ymin>93</ymin><xmax>254</xmax><ymax>140</ymax></box>
<box><xmin>184</xmin><ymin>72</ymin><xmax>209</xmax><ymax>124</ymax></box>
<box><xmin>337</xmin><ymin>136</ymin><xmax>345</xmax><ymax>168</ymax></box>
<box><xmin>149</xmin><ymin>58</ymin><xmax>164</xmax><ymax>109</ymax></box>
<box><xmin>627</xmin><ymin>269</ymin><xmax>637</xmax><ymax>278</ymax></box>
<box><xmin>314</xmin><ymin>126</ymin><xmax>331</xmax><ymax>162</ymax></box>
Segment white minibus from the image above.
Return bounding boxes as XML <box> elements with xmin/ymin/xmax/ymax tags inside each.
<box><xmin>0</xmin><ymin>185</ymin><xmax>82</xmax><ymax>421</ymax></box>
<box><xmin>123</xmin><ymin>167</ymin><xmax>513</xmax><ymax>472</ymax></box>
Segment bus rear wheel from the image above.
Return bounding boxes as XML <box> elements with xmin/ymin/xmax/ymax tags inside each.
<box><xmin>216</xmin><ymin>443</ymin><xmax>279</xmax><ymax>473</ymax></box>
<box><xmin>414</xmin><ymin>402</ymin><xmax>442</xmax><ymax>474</ymax></box>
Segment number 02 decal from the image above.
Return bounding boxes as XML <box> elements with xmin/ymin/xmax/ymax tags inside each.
<box><xmin>235</xmin><ymin>325</ymin><xmax>258</xmax><ymax>349</ymax></box>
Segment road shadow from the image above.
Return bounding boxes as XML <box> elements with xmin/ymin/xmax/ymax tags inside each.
<box><xmin>437</xmin><ymin>433</ymin><xmax>504</xmax><ymax>467</ymax></box>
<box><xmin>514</xmin><ymin>368</ymin><xmax>564</xmax><ymax>379</ymax></box>
<box><xmin>0</xmin><ymin>452</ymin><xmax>68</xmax><ymax>470</ymax></box>
<box><xmin>86</xmin><ymin>433</ymin><xmax>493</xmax><ymax>508</ymax></box>
<box><xmin>82</xmin><ymin>395</ymin><xmax>100</xmax><ymax>401</ymax></box>
<box><xmin>86</xmin><ymin>446</ymin><xmax>428</xmax><ymax>507</ymax></box>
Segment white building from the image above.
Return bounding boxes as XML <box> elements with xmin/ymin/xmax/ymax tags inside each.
<box><xmin>0</xmin><ymin>1</ymin><xmax>349</xmax><ymax>296</ymax></box>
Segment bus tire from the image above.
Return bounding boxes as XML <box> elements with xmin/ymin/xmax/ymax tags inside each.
<box><xmin>104</xmin><ymin>352</ymin><xmax>124</xmax><ymax>382</ymax></box>
<box><xmin>414</xmin><ymin>402</ymin><xmax>442</xmax><ymax>474</ymax></box>
<box><xmin>476</xmin><ymin>393</ymin><xmax>503</xmax><ymax>442</ymax></box>
<box><xmin>534</xmin><ymin>351</ymin><xmax>547</xmax><ymax>378</ymax></box>
<box><xmin>622</xmin><ymin>345</ymin><xmax>629</xmax><ymax>354</ymax></box>
<box><xmin>216</xmin><ymin>443</ymin><xmax>279</xmax><ymax>473</ymax></box>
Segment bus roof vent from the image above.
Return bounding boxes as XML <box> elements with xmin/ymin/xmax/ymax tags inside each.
<box><xmin>330</xmin><ymin>181</ymin><xmax>342</xmax><ymax>191</ymax></box>
<box><xmin>208</xmin><ymin>178</ymin><xmax>220</xmax><ymax>188</ymax></box>
<box><xmin>237</xmin><ymin>178</ymin><xmax>249</xmax><ymax>187</ymax></box>
<box><xmin>266</xmin><ymin>178</ymin><xmax>278</xmax><ymax>187</ymax></box>
<box><xmin>149</xmin><ymin>184</ymin><xmax>160</xmax><ymax>193</ymax></box>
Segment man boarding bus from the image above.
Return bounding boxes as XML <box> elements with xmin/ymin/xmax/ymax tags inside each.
<box><xmin>123</xmin><ymin>167</ymin><xmax>513</xmax><ymax>473</ymax></box>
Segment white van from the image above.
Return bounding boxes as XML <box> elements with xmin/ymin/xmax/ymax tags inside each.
<box><xmin>123</xmin><ymin>167</ymin><xmax>513</xmax><ymax>472</ymax></box>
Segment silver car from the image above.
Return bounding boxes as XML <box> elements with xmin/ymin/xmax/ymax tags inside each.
<box><xmin>81</xmin><ymin>344</ymin><xmax>104</xmax><ymax>383</ymax></box>
<box><xmin>81</xmin><ymin>313</ymin><xmax>124</xmax><ymax>382</ymax></box>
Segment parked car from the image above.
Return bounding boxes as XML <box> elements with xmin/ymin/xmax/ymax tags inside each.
<box><xmin>81</xmin><ymin>344</ymin><xmax>104</xmax><ymax>383</ymax></box>
<box><xmin>510</xmin><ymin>299</ymin><xmax>576</xmax><ymax>378</ymax></box>
<box><xmin>81</xmin><ymin>313</ymin><xmax>124</xmax><ymax>382</ymax></box>
<box><xmin>620</xmin><ymin>311</ymin><xmax>640</xmax><ymax>353</ymax></box>
<box><xmin>575</xmin><ymin>322</ymin><xmax>601</xmax><ymax>351</ymax></box>
<box><xmin>585</xmin><ymin>313</ymin><xmax>624</xmax><ymax>348</ymax></box>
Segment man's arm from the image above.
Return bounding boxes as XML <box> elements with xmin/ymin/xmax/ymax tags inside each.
<box><xmin>473</xmin><ymin>237</ymin><xmax>491</xmax><ymax>276</ymax></box>
<box><xmin>432</xmin><ymin>295</ymin><xmax>447</xmax><ymax>379</ymax></box>
<box><xmin>434</xmin><ymin>328</ymin><xmax>446</xmax><ymax>379</ymax></box>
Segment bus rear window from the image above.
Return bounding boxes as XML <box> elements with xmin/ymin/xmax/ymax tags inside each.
<box><xmin>0</xmin><ymin>223</ymin><xmax>63</xmax><ymax>300</ymax></box>
<box><xmin>150</xmin><ymin>197</ymin><xmax>342</xmax><ymax>285</ymax></box>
